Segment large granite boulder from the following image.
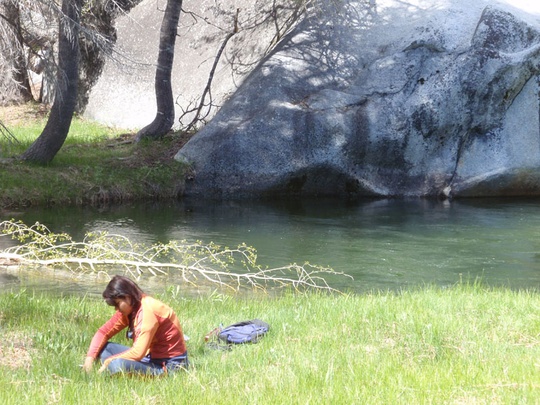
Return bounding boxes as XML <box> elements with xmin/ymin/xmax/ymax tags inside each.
<box><xmin>175</xmin><ymin>0</ymin><xmax>540</xmax><ymax>199</ymax></box>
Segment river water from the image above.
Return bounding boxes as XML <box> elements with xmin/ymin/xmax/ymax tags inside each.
<box><xmin>1</xmin><ymin>197</ymin><xmax>540</xmax><ymax>295</ymax></box>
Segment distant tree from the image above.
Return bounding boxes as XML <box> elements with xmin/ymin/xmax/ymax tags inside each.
<box><xmin>0</xmin><ymin>0</ymin><xmax>33</xmax><ymax>102</ymax></box>
<box><xmin>135</xmin><ymin>0</ymin><xmax>182</xmax><ymax>142</ymax></box>
<box><xmin>20</xmin><ymin>0</ymin><xmax>82</xmax><ymax>164</ymax></box>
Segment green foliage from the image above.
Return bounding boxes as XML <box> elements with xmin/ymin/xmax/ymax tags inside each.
<box><xmin>1</xmin><ymin>286</ymin><xmax>540</xmax><ymax>404</ymax></box>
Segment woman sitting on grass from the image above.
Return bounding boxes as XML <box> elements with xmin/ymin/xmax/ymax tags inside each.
<box><xmin>82</xmin><ymin>275</ymin><xmax>188</xmax><ymax>376</ymax></box>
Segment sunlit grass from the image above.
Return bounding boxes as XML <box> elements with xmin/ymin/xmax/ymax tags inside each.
<box><xmin>0</xmin><ymin>105</ymin><xmax>189</xmax><ymax>208</ymax></box>
<box><xmin>1</xmin><ymin>284</ymin><xmax>540</xmax><ymax>404</ymax></box>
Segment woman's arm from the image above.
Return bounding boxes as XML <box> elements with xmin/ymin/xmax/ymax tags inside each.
<box><xmin>84</xmin><ymin>311</ymin><xmax>128</xmax><ymax>369</ymax></box>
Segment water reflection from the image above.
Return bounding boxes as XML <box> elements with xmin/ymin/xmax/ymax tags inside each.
<box><xmin>2</xmin><ymin>198</ymin><xmax>540</xmax><ymax>295</ymax></box>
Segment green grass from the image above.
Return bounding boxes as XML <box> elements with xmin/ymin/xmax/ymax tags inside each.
<box><xmin>0</xmin><ymin>105</ymin><xmax>190</xmax><ymax>208</ymax></box>
<box><xmin>1</xmin><ymin>284</ymin><xmax>540</xmax><ymax>404</ymax></box>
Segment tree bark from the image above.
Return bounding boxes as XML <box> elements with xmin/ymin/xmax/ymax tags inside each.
<box><xmin>20</xmin><ymin>0</ymin><xmax>82</xmax><ymax>164</ymax></box>
<box><xmin>135</xmin><ymin>0</ymin><xmax>182</xmax><ymax>142</ymax></box>
<box><xmin>1</xmin><ymin>0</ymin><xmax>33</xmax><ymax>102</ymax></box>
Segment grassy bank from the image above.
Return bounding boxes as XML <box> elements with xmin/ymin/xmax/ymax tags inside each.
<box><xmin>0</xmin><ymin>104</ymin><xmax>191</xmax><ymax>209</ymax></box>
<box><xmin>1</xmin><ymin>285</ymin><xmax>539</xmax><ymax>404</ymax></box>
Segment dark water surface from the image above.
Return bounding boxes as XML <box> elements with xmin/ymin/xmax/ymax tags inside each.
<box><xmin>2</xmin><ymin>198</ymin><xmax>540</xmax><ymax>295</ymax></box>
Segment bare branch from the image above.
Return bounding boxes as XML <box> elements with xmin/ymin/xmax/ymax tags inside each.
<box><xmin>0</xmin><ymin>220</ymin><xmax>351</xmax><ymax>294</ymax></box>
<box><xmin>0</xmin><ymin>120</ymin><xmax>20</xmax><ymax>145</ymax></box>
<box><xmin>178</xmin><ymin>8</ymin><xmax>240</xmax><ymax>132</ymax></box>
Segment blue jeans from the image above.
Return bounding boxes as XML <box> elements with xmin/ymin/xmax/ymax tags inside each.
<box><xmin>99</xmin><ymin>342</ymin><xmax>188</xmax><ymax>376</ymax></box>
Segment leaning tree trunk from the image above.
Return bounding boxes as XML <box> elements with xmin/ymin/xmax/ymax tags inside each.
<box><xmin>135</xmin><ymin>0</ymin><xmax>182</xmax><ymax>142</ymax></box>
<box><xmin>20</xmin><ymin>0</ymin><xmax>82</xmax><ymax>164</ymax></box>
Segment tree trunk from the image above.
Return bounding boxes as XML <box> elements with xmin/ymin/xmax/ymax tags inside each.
<box><xmin>135</xmin><ymin>0</ymin><xmax>182</xmax><ymax>142</ymax></box>
<box><xmin>20</xmin><ymin>0</ymin><xmax>82</xmax><ymax>164</ymax></box>
<box><xmin>2</xmin><ymin>0</ymin><xmax>33</xmax><ymax>102</ymax></box>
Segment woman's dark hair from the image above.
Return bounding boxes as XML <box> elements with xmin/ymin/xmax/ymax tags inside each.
<box><xmin>102</xmin><ymin>275</ymin><xmax>144</xmax><ymax>308</ymax></box>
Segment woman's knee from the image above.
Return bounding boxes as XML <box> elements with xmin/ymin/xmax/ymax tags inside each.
<box><xmin>100</xmin><ymin>342</ymin><xmax>129</xmax><ymax>362</ymax></box>
<box><xmin>106</xmin><ymin>358</ymin><xmax>163</xmax><ymax>376</ymax></box>
<box><xmin>107</xmin><ymin>358</ymin><xmax>132</xmax><ymax>375</ymax></box>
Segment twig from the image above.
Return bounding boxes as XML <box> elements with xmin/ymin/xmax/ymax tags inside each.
<box><xmin>0</xmin><ymin>120</ymin><xmax>20</xmax><ymax>145</ymax></box>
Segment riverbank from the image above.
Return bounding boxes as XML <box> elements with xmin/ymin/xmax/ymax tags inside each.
<box><xmin>0</xmin><ymin>103</ymin><xmax>192</xmax><ymax>209</ymax></box>
<box><xmin>0</xmin><ymin>284</ymin><xmax>539</xmax><ymax>404</ymax></box>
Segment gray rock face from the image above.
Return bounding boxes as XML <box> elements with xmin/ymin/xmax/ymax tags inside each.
<box><xmin>175</xmin><ymin>0</ymin><xmax>540</xmax><ymax>199</ymax></box>
<box><xmin>84</xmin><ymin>0</ymin><xmax>303</xmax><ymax>130</ymax></box>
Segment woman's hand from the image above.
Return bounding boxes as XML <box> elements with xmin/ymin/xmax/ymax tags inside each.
<box><xmin>82</xmin><ymin>356</ymin><xmax>94</xmax><ymax>373</ymax></box>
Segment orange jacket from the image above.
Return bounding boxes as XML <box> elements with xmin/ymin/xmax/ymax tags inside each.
<box><xmin>86</xmin><ymin>295</ymin><xmax>186</xmax><ymax>367</ymax></box>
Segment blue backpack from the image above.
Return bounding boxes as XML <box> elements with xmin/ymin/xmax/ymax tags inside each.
<box><xmin>217</xmin><ymin>319</ymin><xmax>270</xmax><ymax>344</ymax></box>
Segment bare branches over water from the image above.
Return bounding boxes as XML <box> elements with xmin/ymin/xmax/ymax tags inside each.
<box><xmin>0</xmin><ymin>220</ymin><xmax>351</xmax><ymax>294</ymax></box>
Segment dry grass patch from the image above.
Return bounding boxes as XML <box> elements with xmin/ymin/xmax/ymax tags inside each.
<box><xmin>0</xmin><ymin>102</ymin><xmax>49</xmax><ymax>126</ymax></box>
<box><xmin>0</xmin><ymin>330</ymin><xmax>35</xmax><ymax>370</ymax></box>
